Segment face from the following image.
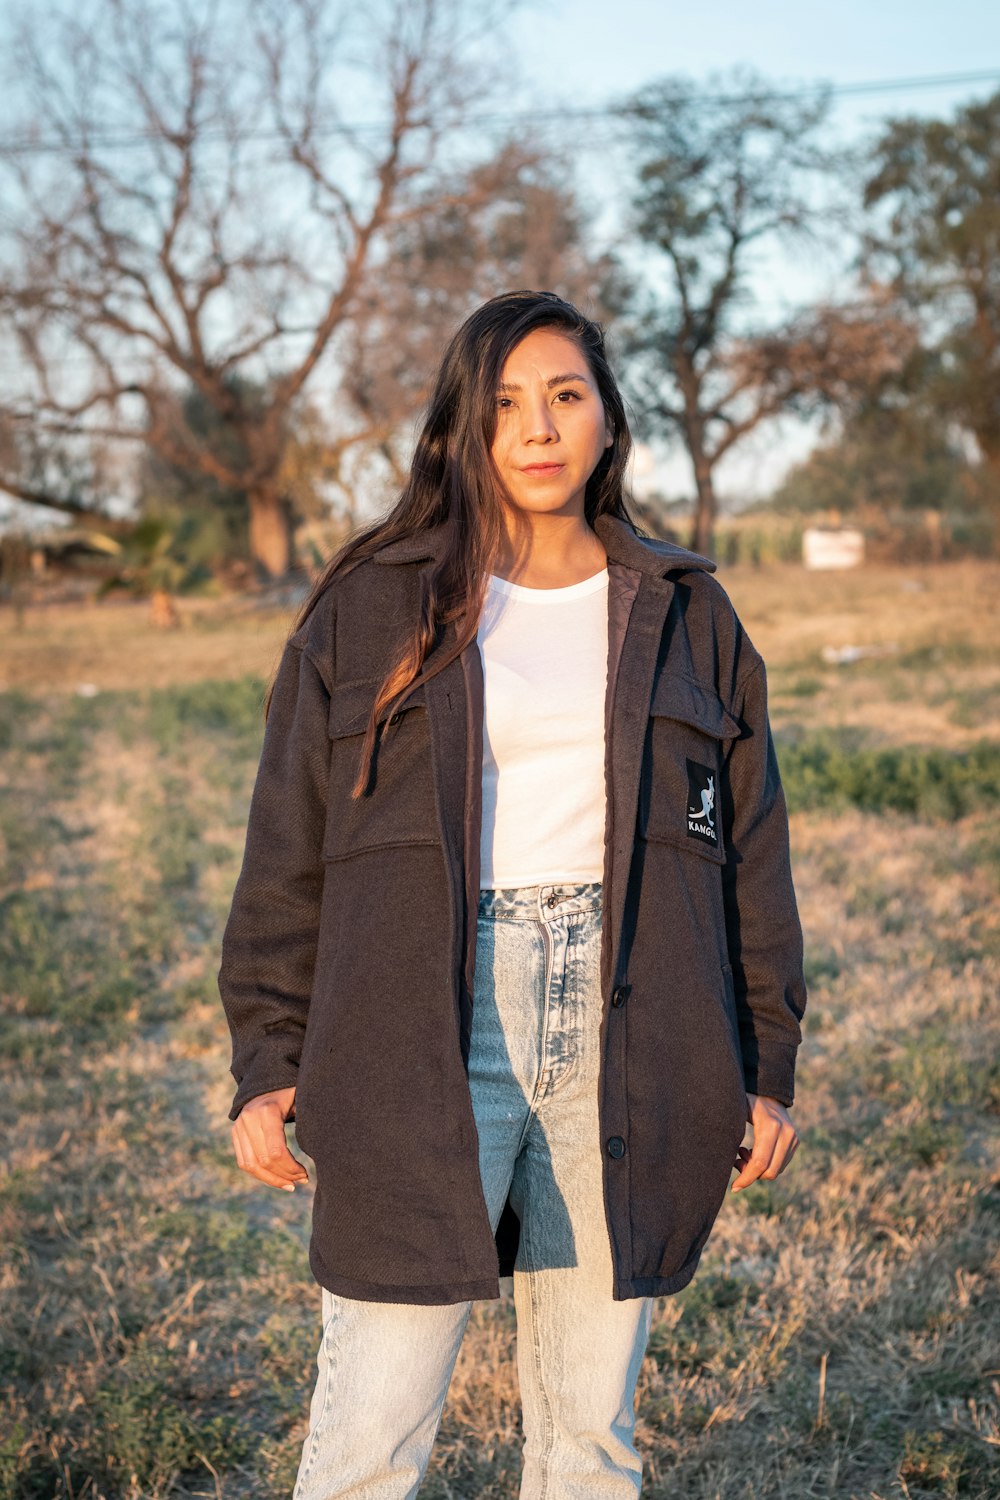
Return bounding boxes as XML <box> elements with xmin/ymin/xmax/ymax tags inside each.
<box><xmin>490</xmin><ymin>327</ymin><xmax>614</xmax><ymax>521</ymax></box>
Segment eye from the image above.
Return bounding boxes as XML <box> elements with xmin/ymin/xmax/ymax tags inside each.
<box><xmin>496</xmin><ymin>390</ymin><xmax>582</xmax><ymax>408</ymax></box>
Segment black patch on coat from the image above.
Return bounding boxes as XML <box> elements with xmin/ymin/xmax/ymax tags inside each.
<box><xmin>685</xmin><ymin>758</ymin><xmax>718</xmax><ymax>847</ymax></box>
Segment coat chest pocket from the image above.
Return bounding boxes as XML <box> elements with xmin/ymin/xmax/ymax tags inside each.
<box><xmin>637</xmin><ymin>671</ymin><xmax>742</xmax><ymax>865</ymax></box>
<box><xmin>322</xmin><ymin>676</ymin><xmax>440</xmax><ymax>860</ymax></box>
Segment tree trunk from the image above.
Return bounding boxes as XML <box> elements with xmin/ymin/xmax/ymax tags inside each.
<box><xmin>688</xmin><ymin>444</ymin><xmax>718</xmax><ymax>558</ymax></box>
<box><xmin>149</xmin><ymin>587</ymin><xmax>181</xmax><ymax>628</ymax></box>
<box><xmin>676</xmin><ymin>363</ymin><xmax>718</xmax><ymax>559</ymax></box>
<box><xmin>977</xmin><ymin>447</ymin><xmax>1000</xmax><ymax>559</ymax></box>
<box><xmin>248</xmin><ymin>487</ymin><xmax>292</xmax><ymax>579</ymax></box>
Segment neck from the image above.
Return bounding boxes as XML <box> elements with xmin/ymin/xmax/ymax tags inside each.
<box><xmin>493</xmin><ymin>511</ymin><xmax>607</xmax><ymax>588</ymax></box>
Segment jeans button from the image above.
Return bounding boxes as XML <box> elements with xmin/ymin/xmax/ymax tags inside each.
<box><xmin>606</xmin><ymin>1136</ymin><xmax>626</xmax><ymax>1159</ymax></box>
<box><xmin>547</xmin><ymin>892</ymin><xmax>558</xmax><ymax>908</ymax></box>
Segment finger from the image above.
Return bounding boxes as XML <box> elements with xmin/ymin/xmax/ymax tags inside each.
<box><xmin>233</xmin><ymin>1117</ymin><xmax>283</xmax><ymax>1184</ymax></box>
<box><xmin>247</xmin><ymin>1160</ymin><xmax>304</xmax><ymax>1191</ymax></box>
<box><xmin>235</xmin><ymin>1123</ymin><xmax>308</xmax><ymax>1191</ymax></box>
<box><xmin>244</xmin><ymin>1106</ymin><xmax>309</xmax><ymax>1186</ymax></box>
<box><xmin>771</xmin><ymin>1131</ymin><xmax>801</xmax><ymax>1176</ymax></box>
<box><xmin>232</xmin><ymin>1111</ymin><xmax>308</xmax><ymax>1189</ymax></box>
<box><xmin>731</xmin><ymin>1126</ymin><xmax>780</xmax><ymax>1191</ymax></box>
<box><xmin>758</xmin><ymin>1125</ymin><xmax>800</xmax><ymax>1180</ymax></box>
<box><xmin>232</xmin><ymin>1119</ymin><xmax>257</xmax><ymax>1173</ymax></box>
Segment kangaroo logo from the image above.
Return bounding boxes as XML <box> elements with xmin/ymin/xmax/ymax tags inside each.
<box><xmin>685</xmin><ymin>759</ymin><xmax>719</xmax><ymax>846</ymax></box>
<box><xmin>689</xmin><ymin>776</ymin><xmax>715</xmax><ymax>827</ymax></box>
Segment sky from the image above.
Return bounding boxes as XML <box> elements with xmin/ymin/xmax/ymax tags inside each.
<box><xmin>507</xmin><ymin>0</ymin><xmax>1000</xmax><ymax>118</ymax></box>
<box><xmin>497</xmin><ymin>0</ymin><xmax>1000</xmax><ymax>505</ymax></box>
<box><xmin>1</xmin><ymin>0</ymin><xmax>998</xmax><ymax>529</ymax></box>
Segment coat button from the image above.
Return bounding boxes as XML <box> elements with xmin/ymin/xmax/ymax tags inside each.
<box><xmin>611</xmin><ymin>984</ymin><xmax>627</xmax><ymax>1008</ymax></box>
<box><xmin>606</xmin><ymin>1136</ymin><xmax>626</xmax><ymax>1159</ymax></box>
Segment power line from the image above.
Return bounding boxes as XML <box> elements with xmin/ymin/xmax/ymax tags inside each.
<box><xmin>760</xmin><ymin>67</ymin><xmax>1000</xmax><ymax>100</ymax></box>
<box><xmin>0</xmin><ymin>67</ymin><xmax>997</xmax><ymax>157</ymax></box>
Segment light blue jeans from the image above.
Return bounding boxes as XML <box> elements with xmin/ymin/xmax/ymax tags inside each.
<box><xmin>292</xmin><ymin>880</ymin><xmax>655</xmax><ymax>1499</ymax></box>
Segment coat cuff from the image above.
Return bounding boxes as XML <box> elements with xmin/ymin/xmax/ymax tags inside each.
<box><xmin>741</xmin><ymin>1041</ymin><xmax>798</xmax><ymax>1109</ymax></box>
<box><xmin>228</xmin><ymin>1052</ymin><xmax>300</xmax><ymax>1122</ymax></box>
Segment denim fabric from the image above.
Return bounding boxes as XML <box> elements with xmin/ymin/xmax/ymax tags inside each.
<box><xmin>292</xmin><ymin>880</ymin><xmax>655</xmax><ymax>1499</ymax></box>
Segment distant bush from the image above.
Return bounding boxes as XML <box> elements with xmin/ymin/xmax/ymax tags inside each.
<box><xmin>713</xmin><ymin>507</ymin><xmax>997</xmax><ymax>565</ymax></box>
<box><xmin>716</xmin><ymin>517</ymin><xmax>805</xmax><ymax>566</ymax></box>
<box><xmin>144</xmin><ymin>675</ymin><xmax>266</xmax><ymax>750</ymax></box>
<box><xmin>777</xmin><ymin>732</ymin><xmax>1000</xmax><ymax>818</ymax></box>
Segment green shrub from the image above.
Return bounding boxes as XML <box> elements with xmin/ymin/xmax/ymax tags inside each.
<box><xmin>777</xmin><ymin>734</ymin><xmax>1000</xmax><ymax>819</ymax></box>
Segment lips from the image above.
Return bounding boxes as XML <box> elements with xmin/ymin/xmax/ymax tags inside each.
<box><xmin>520</xmin><ymin>463</ymin><xmax>565</xmax><ymax>474</ymax></box>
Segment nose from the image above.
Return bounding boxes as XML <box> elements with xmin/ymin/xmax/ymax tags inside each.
<box><xmin>521</xmin><ymin>393</ymin><xmax>559</xmax><ymax>444</ymax></box>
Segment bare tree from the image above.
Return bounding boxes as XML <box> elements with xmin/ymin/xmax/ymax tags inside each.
<box><xmin>0</xmin><ymin>405</ymin><xmax>134</xmax><ymax>533</ymax></box>
<box><xmin>0</xmin><ymin>0</ymin><xmax>526</xmax><ymax>576</ymax></box>
<box><xmin>612</xmin><ymin>68</ymin><xmax>863</xmax><ymax>556</ymax></box>
<box><xmin>719</xmin><ymin>285</ymin><xmax>920</xmax><ymax>432</ymax></box>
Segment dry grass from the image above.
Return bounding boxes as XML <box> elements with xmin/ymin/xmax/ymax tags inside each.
<box><xmin>1</xmin><ymin>559</ymin><xmax>998</xmax><ymax>1499</ymax></box>
<box><xmin>717</xmin><ymin>557</ymin><xmax>1000</xmax><ymax>753</ymax></box>
<box><xmin>0</xmin><ymin>594</ymin><xmax>291</xmax><ymax>695</ymax></box>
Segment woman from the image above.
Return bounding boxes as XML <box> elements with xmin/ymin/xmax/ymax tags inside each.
<box><xmin>218</xmin><ymin>289</ymin><xmax>807</xmax><ymax>1497</ymax></box>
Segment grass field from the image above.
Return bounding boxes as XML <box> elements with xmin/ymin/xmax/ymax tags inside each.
<box><xmin>1</xmin><ymin>559</ymin><xmax>999</xmax><ymax>1499</ymax></box>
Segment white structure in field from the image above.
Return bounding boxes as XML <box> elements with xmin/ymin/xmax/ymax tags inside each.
<box><xmin>802</xmin><ymin>527</ymin><xmax>865</xmax><ymax>569</ymax></box>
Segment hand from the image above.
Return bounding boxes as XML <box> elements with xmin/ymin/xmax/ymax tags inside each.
<box><xmin>231</xmin><ymin>1085</ymin><xmax>310</xmax><ymax>1193</ymax></box>
<box><xmin>731</xmin><ymin>1092</ymin><xmax>800</xmax><ymax>1192</ymax></box>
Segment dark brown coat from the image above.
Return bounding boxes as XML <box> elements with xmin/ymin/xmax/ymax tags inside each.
<box><xmin>218</xmin><ymin>511</ymin><xmax>807</xmax><ymax>1303</ymax></box>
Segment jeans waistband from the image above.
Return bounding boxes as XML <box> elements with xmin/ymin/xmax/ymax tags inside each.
<box><xmin>478</xmin><ymin>881</ymin><xmax>604</xmax><ymax>920</ymax></box>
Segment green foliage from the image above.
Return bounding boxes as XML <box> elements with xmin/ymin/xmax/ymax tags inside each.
<box><xmin>137</xmin><ymin>376</ymin><xmax>263</xmax><ymax>555</ymax></box>
<box><xmin>771</xmin><ymin>403</ymin><xmax>991</xmax><ymax>518</ymax></box>
<box><xmin>864</xmin><ymin>88</ymin><xmax>1000</xmax><ymax>488</ymax></box>
<box><xmin>861</xmin><ymin>1021</ymin><xmax>1000</xmax><ymax>1117</ymax></box>
<box><xmin>898</xmin><ymin>1427</ymin><xmax>993</xmax><ymax>1497</ymax></box>
<box><xmin>783</xmin><ymin>675</ymin><xmax>824</xmax><ymax>698</ymax></box>
<box><xmin>150</xmin><ymin>1205</ymin><xmax>271</xmax><ymax>1280</ymax></box>
<box><xmin>145</xmin><ymin>675</ymin><xmax>266</xmax><ymax>750</ymax></box>
<box><xmin>0</xmin><ymin>688</ymin><xmax>33</xmax><ymax>750</ymax></box>
<box><xmin>88</xmin><ymin>1340</ymin><xmax>253</xmax><ymax>1496</ymax></box>
<box><xmin>0</xmin><ymin>677</ymin><xmax>266</xmax><ymax>1063</ymax></box>
<box><xmin>96</xmin><ymin>506</ymin><xmax>230</xmax><ymax>598</ymax></box>
<box><xmin>0</xmin><ymin>884</ymin><xmax>142</xmax><ymax>1049</ymax></box>
<box><xmin>0</xmin><ymin>1421</ymin><xmax>29</xmax><ymax>1500</ymax></box>
<box><xmin>777</xmin><ymin>732</ymin><xmax>1000</xmax><ymax>819</ymax></box>
<box><xmin>716</xmin><ymin>519</ymin><xmax>805</xmax><ymax>565</ymax></box>
<box><xmin>647</xmin><ymin>1273</ymin><xmax>762</xmax><ymax>1378</ymax></box>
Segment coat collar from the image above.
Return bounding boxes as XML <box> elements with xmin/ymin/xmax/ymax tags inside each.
<box><xmin>370</xmin><ymin>510</ymin><xmax>717</xmax><ymax>577</ymax></box>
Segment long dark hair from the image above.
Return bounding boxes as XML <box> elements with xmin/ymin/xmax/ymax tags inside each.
<box><xmin>268</xmin><ymin>288</ymin><xmax>638</xmax><ymax>798</ymax></box>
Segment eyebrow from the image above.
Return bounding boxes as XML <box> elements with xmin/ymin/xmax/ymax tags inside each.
<box><xmin>497</xmin><ymin>373</ymin><xmax>590</xmax><ymax>392</ymax></box>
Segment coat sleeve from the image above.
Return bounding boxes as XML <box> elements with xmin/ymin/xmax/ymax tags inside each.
<box><xmin>218</xmin><ymin>639</ymin><xmax>332</xmax><ymax>1122</ymax></box>
<box><xmin>719</xmin><ymin>654</ymin><xmax>807</xmax><ymax>1108</ymax></box>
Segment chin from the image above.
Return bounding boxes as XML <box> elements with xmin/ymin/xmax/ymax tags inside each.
<box><xmin>507</xmin><ymin>488</ymin><xmax>577</xmax><ymax>515</ymax></box>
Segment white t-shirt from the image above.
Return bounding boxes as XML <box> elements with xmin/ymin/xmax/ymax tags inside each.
<box><xmin>476</xmin><ymin>567</ymin><xmax>609</xmax><ymax>888</ymax></box>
